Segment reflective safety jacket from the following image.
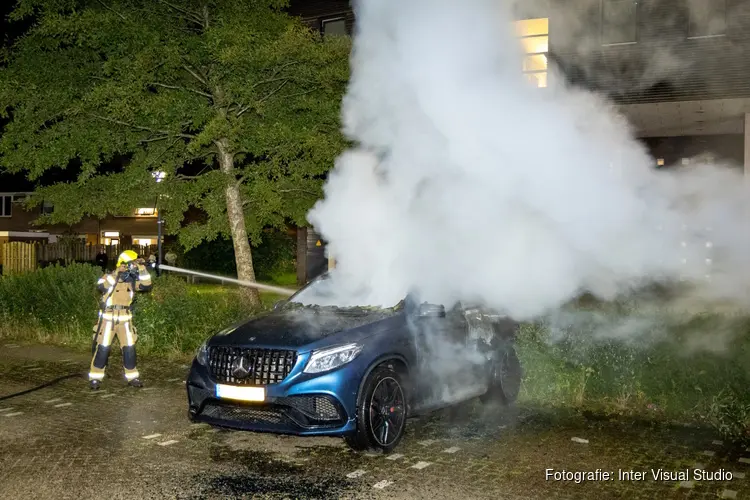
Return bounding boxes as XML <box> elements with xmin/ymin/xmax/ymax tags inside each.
<box><xmin>97</xmin><ymin>264</ymin><xmax>152</xmax><ymax>313</ymax></box>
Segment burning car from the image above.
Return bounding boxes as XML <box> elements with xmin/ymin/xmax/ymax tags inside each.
<box><xmin>186</xmin><ymin>273</ymin><xmax>522</xmax><ymax>452</ymax></box>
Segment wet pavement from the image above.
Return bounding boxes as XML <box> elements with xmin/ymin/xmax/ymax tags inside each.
<box><xmin>2</xmin><ymin>343</ymin><xmax>750</xmax><ymax>499</ymax></box>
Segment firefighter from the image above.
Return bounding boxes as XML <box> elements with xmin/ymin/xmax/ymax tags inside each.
<box><xmin>89</xmin><ymin>250</ymin><xmax>152</xmax><ymax>390</ymax></box>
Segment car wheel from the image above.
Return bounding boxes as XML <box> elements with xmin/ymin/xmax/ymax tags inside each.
<box><xmin>480</xmin><ymin>345</ymin><xmax>522</xmax><ymax>405</ymax></box>
<box><xmin>345</xmin><ymin>363</ymin><xmax>408</xmax><ymax>454</ymax></box>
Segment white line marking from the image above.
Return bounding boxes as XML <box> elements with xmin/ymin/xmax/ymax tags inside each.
<box><xmin>44</xmin><ymin>398</ymin><xmax>62</xmax><ymax>404</ymax></box>
<box><xmin>364</xmin><ymin>453</ymin><xmax>380</xmax><ymax>458</ymax></box>
<box><xmin>738</xmin><ymin>457</ymin><xmax>750</xmax><ymax>464</ymax></box>
<box><xmin>713</xmin><ymin>440</ymin><xmax>724</xmax><ymax>445</ymax></box>
<box><xmin>101</xmin><ymin>394</ymin><xmax>116</xmax><ymax>399</ymax></box>
<box><xmin>167</xmin><ymin>378</ymin><xmax>180</xmax><ymax>382</ymax></box>
<box><xmin>3</xmin><ymin>412</ymin><xmax>23</xmax><ymax>417</ymax></box>
<box><xmin>571</xmin><ymin>437</ymin><xmax>589</xmax><ymax>444</ymax></box>
<box><xmin>157</xmin><ymin>440</ymin><xmax>179</xmax><ymax>446</ymax></box>
<box><xmin>385</xmin><ymin>453</ymin><xmax>404</xmax><ymax>461</ymax></box>
<box><xmin>721</xmin><ymin>490</ymin><xmax>738</xmax><ymax>499</ymax></box>
<box><xmin>703</xmin><ymin>450</ymin><xmax>716</xmax><ymax>457</ymax></box>
<box><xmin>54</xmin><ymin>403</ymin><xmax>72</xmax><ymax>408</ymax></box>
<box><xmin>27</xmin><ymin>367</ymin><xmax>43</xmax><ymax>371</ymax></box>
<box><xmin>418</xmin><ymin>439</ymin><xmax>438</xmax><ymax>447</ymax></box>
<box><xmin>5</xmin><ymin>344</ymin><xmax>19</xmax><ymax>348</ymax></box>
<box><xmin>89</xmin><ymin>389</ymin><xmax>107</xmax><ymax>395</ymax></box>
<box><xmin>142</xmin><ymin>387</ymin><xmax>156</xmax><ymax>391</ymax></box>
<box><xmin>679</xmin><ymin>481</ymin><xmax>694</xmax><ymax>488</ymax></box>
<box><xmin>0</xmin><ymin>408</ymin><xmax>15</xmax><ymax>413</ymax></box>
<box><xmin>346</xmin><ymin>470</ymin><xmax>367</xmax><ymax>479</ymax></box>
<box><xmin>372</xmin><ymin>480</ymin><xmax>393</xmax><ymax>489</ymax></box>
<box><xmin>733</xmin><ymin>472</ymin><xmax>745</xmax><ymax>479</ymax></box>
<box><xmin>443</xmin><ymin>447</ymin><xmax>461</xmax><ymax>454</ymax></box>
<box><xmin>411</xmin><ymin>461</ymin><xmax>432</xmax><ymax>470</ymax></box>
<box><xmin>142</xmin><ymin>434</ymin><xmax>162</xmax><ymax>440</ymax></box>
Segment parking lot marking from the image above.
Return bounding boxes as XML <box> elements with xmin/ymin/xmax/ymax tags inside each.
<box><xmin>443</xmin><ymin>447</ymin><xmax>461</xmax><ymax>454</ymax></box>
<box><xmin>385</xmin><ymin>454</ymin><xmax>404</xmax><ymax>461</ymax></box>
<box><xmin>88</xmin><ymin>389</ymin><xmax>108</xmax><ymax>395</ymax></box>
<box><xmin>703</xmin><ymin>450</ymin><xmax>716</xmax><ymax>457</ymax></box>
<box><xmin>679</xmin><ymin>481</ymin><xmax>694</xmax><ymax>489</ymax></box>
<box><xmin>364</xmin><ymin>453</ymin><xmax>380</xmax><ymax>458</ymax></box>
<box><xmin>157</xmin><ymin>440</ymin><xmax>179</xmax><ymax>446</ymax></box>
<box><xmin>734</xmin><ymin>472</ymin><xmax>746</xmax><ymax>479</ymax></box>
<box><xmin>3</xmin><ymin>412</ymin><xmax>23</xmax><ymax>417</ymax></box>
<box><xmin>346</xmin><ymin>470</ymin><xmax>367</xmax><ymax>479</ymax></box>
<box><xmin>27</xmin><ymin>367</ymin><xmax>43</xmax><ymax>371</ymax></box>
<box><xmin>54</xmin><ymin>403</ymin><xmax>73</xmax><ymax>408</ymax></box>
<box><xmin>721</xmin><ymin>490</ymin><xmax>738</xmax><ymax>499</ymax></box>
<box><xmin>372</xmin><ymin>480</ymin><xmax>393</xmax><ymax>489</ymax></box>
<box><xmin>738</xmin><ymin>458</ymin><xmax>750</xmax><ymax>464</ymax></box>
<box><xmin>418</xmin><ymin>440</ymin><xmax>438</xmax><ymax>447</ymax></box>
<box><xmin>571</xmin><ymin>437</ymin><xmax>589</xmax><ymax>444</ymax></box>
<box><xmin>0</xmin><ymin>407</ymin><xmax>15</xmax><ymax>413</ymax></box>
<box><xmin>713</xmin><ymin>440</ymin><xmax>724</xmax><ymax>445</ymax></box>
<box><xmin>143</xmin><ymin>434</ymin><xmax>162</xmax><ymax>440</ymax></box>
<box><xmin>411</xmin><ymin>461</ymin><xmax>432</xmax><ymax>470</ymax></box>
<box><xmin>101</xmin><ymin>394</ymin><xmax>116</xmax><ymax>399</ymax></box>
<box><xmin>44</xmin><ymin>398</ymin><xmax>62</xmax><ymax>404</ymax></box>
<box><xmin>167</xmin><ymin>378</ymin><xmax>180</xmax><ymax>382</ymax></box>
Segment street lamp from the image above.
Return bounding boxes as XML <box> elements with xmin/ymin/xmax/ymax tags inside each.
<box><xmin>152</xmin><ymin>171</ymin><xmax>166</xmax><ymax>276</ymax></box>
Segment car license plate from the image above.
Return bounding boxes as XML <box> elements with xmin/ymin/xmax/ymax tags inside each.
<box><xmin>215</xmin><ymin>384</ymin><xmax>265</xmax><ymax>402</ymax></box>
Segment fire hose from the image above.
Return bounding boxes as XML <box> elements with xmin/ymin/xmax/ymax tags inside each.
<box><xmin>156</xmin><ymin>264</ymin><xmax>297</xmax><ymax>296</ymax></box>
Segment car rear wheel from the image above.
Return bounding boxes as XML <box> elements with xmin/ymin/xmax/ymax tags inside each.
<box><xmin>345</xmin><ymin>363</ymin><xmax>407</xmax><ymax>453</ymax></box>
<box><xmin>480</xmin><ymin>345</ymin><xmax>522</xmax><ymax>405</ymax></box>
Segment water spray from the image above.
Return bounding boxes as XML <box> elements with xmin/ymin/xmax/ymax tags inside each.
<box><xmin>156</xmin><ymin>264</ymin><xmax>297</xmax><ymax>296</ymax></box>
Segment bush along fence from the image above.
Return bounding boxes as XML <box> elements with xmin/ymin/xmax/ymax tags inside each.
<box><xmin>0</xmin><ymin>241</ymin><xmax>157</xmax><ymax>274</ymax></box>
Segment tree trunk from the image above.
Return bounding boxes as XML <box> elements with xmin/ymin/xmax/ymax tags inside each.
<box><xmin>216</xmin><ymin>138</ymin><xmax>261</xmax><ymax>308</ymax></box>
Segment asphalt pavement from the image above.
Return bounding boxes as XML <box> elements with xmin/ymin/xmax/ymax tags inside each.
<box><xmin>1</xmin><ymin>343</ymin><xmax>748</xmax><ymax>499</ymax></box>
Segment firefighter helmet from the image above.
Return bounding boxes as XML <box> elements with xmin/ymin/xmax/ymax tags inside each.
<box><xmin>117</xmin><ymin>250</ymin><xmax>139</xmax><ymax>267</ymax></box>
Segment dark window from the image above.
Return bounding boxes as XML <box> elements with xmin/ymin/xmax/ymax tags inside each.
<box><xmin>322</xmin><ymin>18</ymin><xmax>347</xmax><ymax>37</ymax></box>
<box><xmin>601</xmin><ymin>0</ymin><xmax>638</xmax><ymax>45</ymax></box>
<box><xmin>1</xmin><ymin>195</ymin><xmax>11</xmax><ymax>217</ymax></box>
<box><xmin>688</xmin><ymin>0</ymin><xmax>727</xmax><ymax>37</ymax></box>
<box><xmin>42</xmin><ymin>201</ymin><xmax>54</xmax><ymax>215</ymax></box>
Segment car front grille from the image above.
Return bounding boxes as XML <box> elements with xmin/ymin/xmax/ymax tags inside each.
<box><xmin>208</xmin><ymin>346</ymin><xmax>297</xmax><ymax>385</ymax></box>
<box><xmin>201</xmin><ymin>403</ymin><xmax>284</xmax><ymax>424</ymax></box>
<box><xmin>198</xmin><ymin>395</ymin><xmax>346</xmax><ymax>430</ymax></box>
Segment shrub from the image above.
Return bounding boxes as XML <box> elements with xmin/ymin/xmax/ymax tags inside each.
<box><xmin>0</xmin><ymin>265</ymin><xmax>255</xmax><ymax>356</ymax></box>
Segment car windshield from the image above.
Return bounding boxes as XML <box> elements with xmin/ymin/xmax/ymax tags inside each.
<box><xmin>289</xmin><ymin>273</ymin><xmax>402</xmax><ymax>309</ymax></box>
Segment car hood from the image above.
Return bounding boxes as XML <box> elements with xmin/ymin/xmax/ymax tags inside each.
<box><xmin>211</xmin><ymin>304</ymin><xmax>402</xmax><ymax>349</ymax></box>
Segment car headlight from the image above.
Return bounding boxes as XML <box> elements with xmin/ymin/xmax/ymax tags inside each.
<box><xmin>303</xmin><ymin>343</ymin><xmax>363</xmax><ymax>374</ymax></box>
<box><xmin>196</xmin><ymin>341</ymin><xmax>209</xmax><ymax>366</ymax></box>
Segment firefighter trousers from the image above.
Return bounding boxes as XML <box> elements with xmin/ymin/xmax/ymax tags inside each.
<box><xmin>89</xmin><ymin>309</ymin><xmax>139</xmax><ymax>382</ymax></box>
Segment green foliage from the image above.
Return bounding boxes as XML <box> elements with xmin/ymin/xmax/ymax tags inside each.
<box><xmin>181</xmin><ymin>230</ymin><xmax>296</xmax><ymax>280</ymax></box>
<box><xmin>0</xmin><ymin>265</ymin><xmax>255</xmax><ymax>355</ymax></box>
<box><xmin>0</xmin><ymin>0</ymin><xmax>350</xmax><ymax>248</ymax></box>
<box><xmin>0</xmin><ymin>263</ymin><xmax>101</xmax><ymax>328</ymax></box>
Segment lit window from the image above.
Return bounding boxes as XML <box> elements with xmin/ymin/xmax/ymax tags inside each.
<box><xmin>689</xmin><ymin>0</ymin><xmax>726</xmax><ymax>37</ymax></box>
<box><xmin>135</xmin><ymin>208</ymin><xmax>157</xmax><ymax>216</ymax></box>
<box><xmin>516</xmin><ymin>18</ymin><xmax>549</xmax><ymax>88</ymax></box>
<box><xmin>601</xmin><ymin>0</ymin><xmax>638</xmax><ymax>45</ymax></box>
<box><xmin>133</xmin><ymin>238</ymin><xmax>154</xmax><ymax>246</ymax></box>
<box><xmin>103</xmin><ymin>231</ymin><xmax>120</xmax><ymax>238</ymax></box>
<box><xmin>322</xmin><ymin>18</ymin><xmax>347</xmax><ymax>37</ymax></box>
<box><xmin>656</xmin><ymin>158</ymin><xmax>665</xmax><ymax>166</ymax></box>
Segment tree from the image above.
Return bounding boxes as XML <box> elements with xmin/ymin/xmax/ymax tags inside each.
<box><xmin>0</xmin><ymin>0</ymin><xmax>350</xmax><ymax>307</ymax></box>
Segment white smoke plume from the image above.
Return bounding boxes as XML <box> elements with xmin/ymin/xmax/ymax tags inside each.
<box><xmin>306</xmin><ymin>0</ymin><xmax>750</xmax><ymax>322</ymax></box>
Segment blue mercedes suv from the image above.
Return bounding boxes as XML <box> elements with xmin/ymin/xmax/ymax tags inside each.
<box><xmin>186</xmin><ymin>273</ymin><xmax>522</xmax><ymax>452</ymax></box>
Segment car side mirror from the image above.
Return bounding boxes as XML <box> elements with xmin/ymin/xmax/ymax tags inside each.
<box><xmin>418</xmin><ymin>303</ymin><xmax>445</xmax><ymax>318</ymax></box>
<box><xmin>273</xmin><ymin>300</ymin><xmax>287</xmax><ymax>311</ymax></box>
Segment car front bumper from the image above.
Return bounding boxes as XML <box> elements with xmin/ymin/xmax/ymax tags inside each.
<box><xmin>186</xmin><ymin>357</ymin><xmax>360</xmax><ymax>436</ymax></box>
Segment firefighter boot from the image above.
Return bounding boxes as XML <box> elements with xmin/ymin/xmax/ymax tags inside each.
<box><xmin>90</xmin><ymin>379</ymin><xmax>101</xmax><ymax>390</ymax></box>
<box><xmin>128</xmin><ymin>378</ymin><xmax>143</xmax><ymax>388</ymax></box>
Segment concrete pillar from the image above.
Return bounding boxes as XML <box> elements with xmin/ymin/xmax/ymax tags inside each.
<box><xmin>745</xmin><ymin>113</ymin><xmax>750</xmax><ymax>177</ymax></box>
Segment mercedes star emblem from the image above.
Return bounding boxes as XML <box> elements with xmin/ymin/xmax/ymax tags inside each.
<box><xmin>231</xmin><ymin>354</ymin><xmax>251</xmax><ymax>379</ymax></box>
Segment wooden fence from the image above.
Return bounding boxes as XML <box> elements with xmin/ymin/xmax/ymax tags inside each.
<box><xmin>0</xmin><ymin>242</ymin><xmax>158</xmax><ymax>275</ymax></box>
<box><xmin>1</xmin><ymin>241</ymin><xmax>38</xmax><ymax>275</ymax></box>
